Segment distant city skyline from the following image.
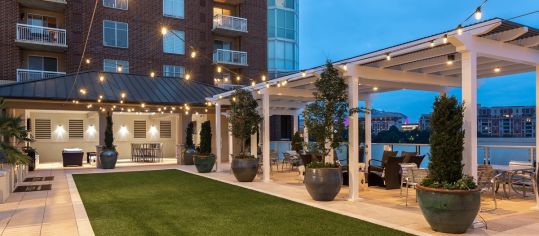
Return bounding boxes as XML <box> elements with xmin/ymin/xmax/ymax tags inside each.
<box><xmin>298</xmin><ymin>0</ymin><xmax>539</xmax><ymax>122</ymax></box>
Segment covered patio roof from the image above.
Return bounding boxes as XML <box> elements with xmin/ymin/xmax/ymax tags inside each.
<box><xmin>207</xmin><ymin>18</ymin><xmax>539</xmax><ymax>202</ymax></box>
<box><xmin>0</xmin><ymin>71</ymin><xmax>226</xmax><ymax>107</ymax></box>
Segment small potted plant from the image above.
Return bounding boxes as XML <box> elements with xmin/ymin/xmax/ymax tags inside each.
<box><xmin>98</xmin><ymin>112</ymin><xmax>118</xmax><ymax>169</ymax></box>
<box><xmin>416</xmin><ymin>95</ymin><xmax>479</xmax><ymax>234</ymax></box>
<box><xmin>229</xmin><ymin>88</ymin><xmax>263</xmax><ymax>182</ymax></box>
<box><xmin>182</xmin><ymin>122</ymin><xmax>196</xmax><ymax>165</ymax></box>
<box><xmin>303</xmin><ymin>62</ymin><xmax>348</xmax><ymax>201</ymax></box>
<box><xmin>193</xmin><ymin>121</ymin><xmax>215</xmax><ymax>173</ymax></box>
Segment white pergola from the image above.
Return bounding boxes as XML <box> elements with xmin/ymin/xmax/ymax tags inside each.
<box><xmin>208</xmin><ymin>18</ymin><xmax>539</xmax><ymax>201</ymax></box>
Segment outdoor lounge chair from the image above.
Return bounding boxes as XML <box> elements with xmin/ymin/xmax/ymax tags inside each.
<box><xmin>282</xmin><ymin>151</ymin><xmax>300</xmax><ymax>171</ymax></box>
<box><xmin>478</xmin><ymin>165</ymin><xmax>502</xmax><ymax>211</ymax></box>
<box><xmin>368</xmin><ymin>153</ymin><xmax>403</xmax><ymax>189</ymax></box>
<box><xmin>62</xmin><ymin>148</ymin><xmax>84</xmax><ymax>167</ymax></box>
<box><xmin>403</xmin><ymin>154</ymin><xmax>425</xmax><ymax>168</ymax></box>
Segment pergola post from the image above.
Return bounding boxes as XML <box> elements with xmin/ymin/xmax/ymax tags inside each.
<box><xmin>365</xmin><ymin>95</ymin><xmax>372</xmax><ymax>168</ymax></box>
<box><xmin>250</xmin><ymin>133</ymin><xmax>257</xmax><ymax>158</ymax></box>
<box><xmin>215</xmin><ymin>103</ymin><xmax>222</xmax><ymax>172</ymax></box>
<box><xmin>228</xmin><ymin>121</ymin><xmax>233</xmax><ymax>170</ymax></box>
<box><xmin>461</xmin><ymin>50</ymin><xmax>478</xmax><ymax>180</ymax></box>
<box><xmin>262</xmin><ymin>89</ymin><xmax>271</xmax><ymax>182</ymax></box>
<box><xmin>293</xmin><ymin>111</ymin><xmax>299</xmax><ymax>134</ymax></box>
<box><xmin>534</xmin><ymin>65</ymin><xmax>539</xmax><ymax>210</ymax></box>
<box><xmin>348</xmin><ymin>76</ymin><xmax>360</xmax><ymax>201</ymax></box>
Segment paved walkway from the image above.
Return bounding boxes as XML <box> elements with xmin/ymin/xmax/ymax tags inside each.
<box><xmin>1</xmin><ymin>162</ymin><xmax>539</xmax><ymax>235</ymax></box>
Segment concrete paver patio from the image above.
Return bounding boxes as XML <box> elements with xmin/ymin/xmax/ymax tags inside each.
<box><xmin>1</xmin><ymin>161</ymin><xmax>538</xmax><ymax>235</ymax></box>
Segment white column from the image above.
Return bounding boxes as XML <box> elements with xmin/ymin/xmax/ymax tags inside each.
<box><xmin>348</xmin><ymin>76</ymin><xmax>360</xmax><ymax>201</ymax></box>
<box><xmin>365</xmin><ymin>96</ymin><xmax>372</xmax><ymax>168</ymax></box>
<box><xmin>303</xmin><ymin>112</ymin><xmax>309</xmax><ymax>144</ymax></box>
<box><xmin>228</xmin><ymin>121</ymin><xmax>233</xmax><ymax>170</ymax></box>
<box><xmin>293</xmin><ymin>111</ymin><xmax>299</xmax><ymax>134</ymax></box>
<box><xmin>215</xmin><ymin>103</ymin><xmax>222</xmax><ymax>172</ymax></box>
<box><xmin>534</xmin><ymin>65</ymin><xmax>539</xmax><ymax>210</ymax></box>
<box><xmin>262</xmin><ymin>89</ymin><xmax>271</xmax><ymax>182</ymax></box>
<box><xmin>250</xmin><ymin>133</ymin><xmax>257</xmax><ymax>158</ymax></box>
<box><xmin>461</xmin><ymin>51</ymin><xmax>478</xmax><ymax>179</ymax></box>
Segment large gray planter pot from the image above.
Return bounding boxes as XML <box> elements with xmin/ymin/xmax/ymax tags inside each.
<box><xmin>193</xmin><ymin>154</ymin><xmax>216</xmax><ymax>173</ymax></box>
<box><xmin>98</xmin><ymin>149</ymin><xmax>118</xmax><ymax>169</ymax></box>
<box><xmin>416</xmin><ymin>185</ymin><xmax>481</xmax><ymax>234</ymax></box>
<box><xmin>231</xmin><ymin>158</ymin><xmax>258</xmax><ymax>182</ymax></box>
<box><xmin>182</xmin><ymin>148</ymin><xmax>196</xmax><ymax>165</ymax></box>
<box><xmin>304</xmin><ymin>167</ymin><xmax>342</xmax><ymax>201</ymax></box>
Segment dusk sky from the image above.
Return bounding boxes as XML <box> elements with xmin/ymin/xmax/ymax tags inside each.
<box><xmin>298</xmin><ymin>0</ymin><xmax>539</xmax><ymax>122</ymax></box>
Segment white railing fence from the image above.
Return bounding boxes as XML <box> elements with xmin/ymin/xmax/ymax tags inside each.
<box><xmin>213</xmin><ymin>14</ymin><xmax>248</xmax><ymax>32</ymax></box>
<box><xmin>16</xmin><ymin>69</ymin><xmax>66</xmax><ymax>82</ymax></box>
<box><xmin>16</xmin><ymin>23</ymin><xmax>67</xmax><ymax>46</ymax></box>
<box><xmin>213</xmin><ymin>49</ymin><xmax>248</xmax><ymax>66</ymax></box>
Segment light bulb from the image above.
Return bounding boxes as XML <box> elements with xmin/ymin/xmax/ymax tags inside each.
<box><xmin>251</xmin><ymin>81</ymin><xmax>256</xmax><ymax>87</ymax></box>
<box><xmin>121</xmin><ymin>92</ymin><xmax>126</xmax><ymax>98</ymax></box>
<box><xmin>386</xmin><ymin>54</ymin><xmax>391</xmax><ymax>61</ymax></box>
<box><xmin>301</xmin><ymin>71</ymin><xmax>306</xmax><ymax>77</ymax></box>
<box><xmin>373</xmin><ymin>87</ymin><xmax>379</xmax><ymax>91</ymax></box>
<box><xmin>185</xmin><ymin>74</ymin><xmax>191</xmax><ymax>80</ymax></box>
<box><xmin>443</xmin><ymin>34</ymin><xmax>448</xmax><ymax>44</ymax></box>
<box><xmin>474</xmin><ymin>7</ymin><xmax>482</xmax><ymax>20</ymax></box>
<box><xmin>191</xmin><ymin>51</ymin><xmax>197</xmax><ymax>58</ymax></box>
<box><xmin>494</xmin><ymin>67</ymin><xmax>501</xmax><ymax>73</ymax></box>
<box><xmin>457</xmin><ymin>25</ymin><xmax>463</xmax><ymax>35</ymax></box>
<box><xmin>117</xmin><ymin>65</ymin><xmax>123</xmax><ymax>72</ymax></box>
<box><xmin>261</xmin><ymin>75</ymin><xmax>266</xmax><ymax>81</ymax></box>
<box><xmin>430</xmin><ymin>41</ymin><xmax>435</xmax><ymax>47</ymax></box>
<box><xmin>99</xmin><ymin>76</ymin><xmax>105</xmax><ymax>82</ymax></box>
<box><xmin>236</xmin><ymin>76</ymin><xmax>240</xmax><ymax>81</ymax></box>
<box><xmin>85</xmin><ymin>58</ymin><xmax>91</xmax><ymax>64</ymax></box>
<box><xmin>217</xmin><ymin>66</ymin><xmax>222</xmax><ymax>73</ymax></box>
<box><xmin>161</xmin><ymin>27</ymin><xmax>168</xmax><ymax>35</ymax></box>
<box><xmin>150</xmin><ymin>72</ymin><xmax>155</xmax><ymax>78</ymax></box>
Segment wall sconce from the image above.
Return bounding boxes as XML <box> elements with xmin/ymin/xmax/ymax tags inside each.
<box><xmin>119</xmin><ymin>125</ymin><xmax>129</xmax><ymax>137</ymax></box>
<box><xmin>54</xmin><ymin>124</ymin><xmax>65</xmax><ymax>138</ymax></box>
<box><xmin>86</xmin><ymin>124</ymin><xmax>97</xmax><ymax>137</ymax></box>
<box><xmin>149</xmin><ymin>125</ymin><xmax>158</xmax><ymax>136</ymax></box>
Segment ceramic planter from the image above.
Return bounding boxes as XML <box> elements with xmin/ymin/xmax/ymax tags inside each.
<box><xmin>182</xmin><ymin>148</ymin><xmax>196</xmax><ymax>165</ymax></box>
<box><xmin>416</xmin><ymin>185</ymin><xmax>481</xmax><ymax>234</ymax></box>
<box><xmin>304</xmin><ymin>167</ymin><xmax>342</xmax><ymax>201</ymax></box>
<box><xmin>231</xmin><ymin>158</ymin><xmax>259</xmax><ymax>182</ymax></box>
<box><xmin>193</xmin><ymin>154</ymin><xmax>216</xmax><ymax>173</ymax></box>
<box><xmin>99</xmin><ymin>149</ymin><xmax>118</xmax><ymax>169</ymax></box>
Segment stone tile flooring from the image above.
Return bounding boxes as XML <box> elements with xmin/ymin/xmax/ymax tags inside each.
<box><xmin>0</xmin><ymin>161</ymin><xmax>538</xmax><ymax>235</ymax></box>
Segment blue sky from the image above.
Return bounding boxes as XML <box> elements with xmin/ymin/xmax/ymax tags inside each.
<box><xmin>298</xmin><ymin>0</ymin><xmax>539</xmax><ymax>122</ymax></box>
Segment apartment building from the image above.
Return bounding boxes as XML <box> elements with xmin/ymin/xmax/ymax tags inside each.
<box><xmin>360</xmin><ymin>109</ymin><xmax>408</xmax><ymax>135</ymax></box>
<box><xmin>267</xmin><ymin>0</ymin><xmax>298</xmax><ymax>79</ymax></box>
<box><xmin>0</xmin><ymin>0</ymin><xmax>267</xmax><ymax>86</ymax></box>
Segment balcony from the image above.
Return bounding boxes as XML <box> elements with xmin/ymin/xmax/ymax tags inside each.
<box><xmin>16</xmin><ymin>69</ymin><xmax>66</xmax><ymax>82</ymax></box>
<box><xmin>212</xmin><ymin>14</ymin><xmax>248</xmax><ymax>36</ymax></box>
<box><xmin>213</xmin><ymin>49</ymin><xmax>248</xmax><ymax>67</ymax></box>
<box><xmin>16</xmin><ymin>23</ymin><xmax>67</xmax><ymax>51</ymax></box>
<box><xmin>17</xmin><ymin>0</ymin><xmax>66</xmax><ymax>12</ymax></box>
<box><xmin>213</xmin><ymin>0</ymin><xmax>245</xmax><ymax>5</ymax></box>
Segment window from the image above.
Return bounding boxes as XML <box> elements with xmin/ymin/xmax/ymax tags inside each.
<box><xmin>27</xmin><ymin>14</ymin><xmax>57</xmax><ymax>28</ymax></box>
<box><xmin>213</xmin><ymin>7</ymin><xmax>232</xmax><ymax>16</ymax></box>
<box><xmin>268</xmin><ymin>40</ymin><xmax>297</xmax><ymax>70</ymax></box>
<box><xmin>268</xmin><ymin>9</ymin><xmax>296</xmax><ymax>40</ymax></box>
<box><xmin>160</xmin><ymin>121</ymin><xmax>172</xmax><ymax>138</ymax></box>
<box><xmin>34</xmin><ymin>119</ymin><xmax>51</xmax><ymax>140</ymax></box>
<box><xmin>103</xmin><ymin>59</ymin><xmax>129</xmax><ymax>73</ymax></box>
<box><xmin>269</xmin><ymin>0</ymin><xmax>295</xmax><ymax>9</ymax></box>
<box><xmin>103</xmin><ymin>20</ymin><xmax>128</xmax><ymax>48</ymax></box>
<box><xmin>270</xmin><ymin>115</ymin><xmax>292</xmax><ymax>141</ymax></box>
<box><xmin>163</xmin><ymin>65</ymin><xmax>185</xmax><ymax>78</ymax></box>
<box><xmin>28</xmin><ymin>56</ymin><xmax>58</xmax><ymax>72</ymax></box>
<box><xmin>103</xmin><ymin>0</ymin><xmax>128</xmax><ymax>10</ymax></box>
<box><xmin>69</xmin><ymin>120</ymin><xmax>84</xmax><ymax>139</ymax></box>
<box><xmin>134</xmin><ymin>121</ymin><xmax>146</xmax><ymax>138</ymax></box>
<box><xmin>163</xmin><ymin>30</ymin><xmax>185</xmax><ymax>54</ymax></box>
<box><xmin>163</xmin><ymin>0</ymin><xmax>184</xmax><ymax>18</ymax></box>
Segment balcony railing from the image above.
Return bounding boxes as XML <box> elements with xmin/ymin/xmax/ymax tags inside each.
<box><xmin>213</xmin><ymin>49</ymin><xmax>248</xmax><ymax>66</ymax></box>
<box><xmin>213</xmin><ymin>14</ymin><xmax>248</xmax><ymax>33</ymax></box>
<box><xmin>16</xmin><ymin>23</ymin><xmax>67</xmax><ymax>47</ymax></box>
<box><xmin>16</xmin><ymin>69</ymin><xmax>66</xmax><ymax>82</ymax></box>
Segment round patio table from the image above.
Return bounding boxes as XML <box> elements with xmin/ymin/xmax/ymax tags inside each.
<box><xmin>491</xmin><ymin>164</ymin><xmax>535</xmax><ymax>199</ymax></box>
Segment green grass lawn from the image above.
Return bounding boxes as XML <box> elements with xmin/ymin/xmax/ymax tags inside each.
<box><xmin>73</xmin><ymin>169</ymin><xmax>410</xmax><ymax>236</ymax></box>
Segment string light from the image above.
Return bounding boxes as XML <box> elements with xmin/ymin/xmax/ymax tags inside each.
<box><xmin>282</xmin><ymin>80</ymin><xmax>288</xmax><ymax>86</ymax></box>
<box><xmin>251</xmin><ymin>81</ymin><xmax>256</xmax><ymax>87</ymax></box>
<box><xmin>79</xmin><ymin>88</ymin><xmax>87</xmax><ymax>95</ymax></box>
<box><xmin>150</xmin><ymin>72</ymin><xmax>155</xmax><ymax>78</ymax></box>
<box><xmin>161</xmin><ymin>27</ymin><xmax>168</xmax><ymax>35</ymax></box>
<box><xmin>99</xmin><ymin>76</ymin><xmax>105</xmax><ymax>82</ymax></box>
<box><xmin>385</xmin><ymin>53</ymin><xmax>391</xmax><ymax>61</ymax></box>
<box><xmin>265</xmin><ymin>83</ymin><xmax>270</xmax><ymax>88</ymax></box>
<box><xmin>217</xmin><ymin>66</ymin><xmax>222</xmax><ymax>73</ymax></box>
<box><xmin>443</xmin><ymin>34</ymin><xmax>448</xmax><ymax>44</ymax></box>
<box><xmin>373</xmin><ymin>87</ymin><xmax>379</xmax><ymax>91</ymax></box>
<box><xmin>236</xmin><ymin>76</ymin><xmax>241</xmax><ymax>82</ymax></box>
<box><xmin>341</xmin><ymin>64</ymin><xmax>348</xmax><ymax>71</ymax></box>
<box><xmin>117</xmin><ymin>65</ymin><xmax>123</xmax><ymax>72</ymax></box>
<box><xmin>494</xmin><ymin>67</ymin><xmax>501</xmax><ymax>73</ymax></box>
<box><xmin>475</xmin><ymin>7</ymin><xmax>482</xmax><ymax>20</ymax></box>
<box><xmin>97</xmin><ymin>99</ymin><xmax>102</xmax><ymax>103</ymax></box>
<box><xmin>99</xmin><ymin>95</ymin><xmax>103</xmax><ymax>99</ymax></box>
<box><xmin>457</xmin><ymin>24</ymin><xmax>463</xmax><ymax>35</ymax></box>
<box><xmin>85</xmin><ymin>58</ymin><xmax>91</xmax><ymax>64</ymax></box>
<box><xmin>301</xmin><ymin>71</ymin><xmax>306</xmax><ymax>77</ymax></box>
<box><xmin>185</xmin><ymin>73</ymin><xmax>191</xmax><ymax>80</ymax></box>
<box><xmin>430</xmin><ymin>40</ymin><xmax>435</xmax><ymax>47</ymax></box>
<box><xmin>261</xmin><ymin>75</ymin><xmax>266</xmax><ymax>81</ymax></box>
<box><xmin>446</xmin><ymin>54</ymin><xmax>455</xmax><ymax>65</ymax></box>
<box><xmin>121</xmin><ymin>92</ymin><xmax>126</xmax><ymax>98</ymax></box>
<box><xmin>191</xmin><ymin>50</ymin><xmax>197</xmax><ymax>58</ymax></box>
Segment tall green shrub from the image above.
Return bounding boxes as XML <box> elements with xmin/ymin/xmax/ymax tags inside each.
<box><xmin>199</xmin><ymin>121</ymin><xmax>212</xmax><ymax>155</ymax></box>
<box><xmin>104</xmin><ymin>112</ymin><xmax>114</xmax><ymax>150</ymax></box>
<box><xmin>185</xmin><ymin>122</ymin><xmax>195</xmax><ymax>149</ymax></box>
<box><xmin>304</xmin><ymin>61</ymin><xmax>348</xmax><ymax>164</ymax></box>
<box><xmin>0</xmin><ymin>98</ymin><xmax>32</xmax><ymax>165</ymax></box>
<box><xmin>229</xmin><ymin>88</ymin><xmax>262</xmax><ymax>158</ymax></box>
<box><xmin>423</xmin><ymin>95</ymin><xmax>475</xmax><ymax>189</ymax></box>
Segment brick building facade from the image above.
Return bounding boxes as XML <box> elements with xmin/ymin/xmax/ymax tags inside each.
<box><xmin>1</xmin><ymin>0</ymin><xmax>267</xmax><ymax>86</ymax></box>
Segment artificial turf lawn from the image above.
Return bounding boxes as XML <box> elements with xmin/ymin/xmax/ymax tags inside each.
<box><xmin>73</xmin><ymin>169</ymin><xmax>410</xmax><ymax>236</ymax></box>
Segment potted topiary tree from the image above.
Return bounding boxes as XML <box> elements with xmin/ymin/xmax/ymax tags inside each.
<box><xmin>98</xmin><ymin>111</ymin><xmax>118</xmax><ymax>169</ymax></box>
<box><xmin>290</xmin><ymin>131</ymin><xmax>303</xmax><ymax>153</ymax></box>
<box><xmin>193</xmin><ymin>121</ymin><xmax>215</xmax><ymax>173</ymax></box>
<box><xmin>229</xmin><ymin>88</ymin><xmax>263</xmax><ymax>182</ymax></box>
<box><xmin>416</xmin><ymin>95</ymin><xmax>479</xmax><ymax>234</ymax></box>
<box><xmin>303</xmin><ymin>61</ymin><xmax>348</xmax><ymax>201</ymax></box>
<box><xmin>182</xmin><ymin>122</ymin><xmax>196</xmax><ymax>165</ymax></box>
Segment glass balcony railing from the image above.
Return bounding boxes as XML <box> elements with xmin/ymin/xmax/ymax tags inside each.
<box><xmin>213</xmin><ymin>49</ymin><xmax>248</xmax><ymax>66</ymax></box>
<box><xmin>213</xmin><ymin>14</ymin><xmax>248</xmax><ymax>33</ymax></box>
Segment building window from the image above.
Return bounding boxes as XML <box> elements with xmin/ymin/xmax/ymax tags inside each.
<box><xmin>268</xmin><ymin>40</ymin><xmax>297</xmax><ymax>70</ymax></box>
<box><xmin>28</xmin><ymin>56</ymin><xmax>58</xmax><ymax>72</ymax></box>
<box><xmin>103</xmin><ymin>20</ymin><xmax>128</xmax><ymax>48</ymax></box>
<box><xmin>69</xmin><ymin>120</ymin><xmax>84</xmax><ymax>139</ymax></box>
<box><xmin>268</xmin><ymin>0</ymin><xmax>296</xmax><ymax>9</ymax></box>
<box><xmin>160</xmin><ymin>121</ymin><xmax>172</xmax><ymax>139</ymax></box>
<box><xmin>163</xmin><ymin>65</ymin><xmax>185</xmax><ymax>78</ymax></box>
<box><xmin>103</xmin><ymin>59</ymin><xmax>129</xmax><ymax>73</ymax></box>
<box><xmin>27</xmin><ymin>14</ymin><xmax>57</xmax><ymax>28</ymax></box>
<box><xmin>163</xmin><ymin>0</ymin><xmax>184</xmax><ymax>18</ymax></box>
<box><xmin>163</xmin><ymin>30</ymin><xmax>185</xmax><ymax>54</ymax></box>
<box><xmin>134</xmin><ymin>120</ymin><xmax>146</xmax><ymax>139</ymax></box>
<box><xmin>268</xmin><ymin>9</ymin><xmax>296</xmax><ymax>40</ymax></box>
<box><xmin>34</xmin><ymin>119</ymin><xmax>51</xmax><ymax>140</ymax></box>
<box><xmin>103</xmin><ymin>0</ymin><xmax>128</xmax><ymax>10</ymax></box>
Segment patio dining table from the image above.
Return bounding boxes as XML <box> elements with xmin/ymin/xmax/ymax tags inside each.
<box><xmin>491</xmin><ymin>164</ymin><xmax>535</xmax><ymax>199</ymax></box>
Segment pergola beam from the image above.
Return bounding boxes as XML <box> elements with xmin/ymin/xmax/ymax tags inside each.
<box><xmin>511</xmin><ymin>35</ymin><xmax>539</xmax><ymax>48</ymax></box>
<box><xmin>267</xmin><ymin>87</ymin><xmax>315</xmax><ymax>98</ymax></box>
<box><xmin>358</xmin><ymin>79</ymin><xmax>448</xmax><ymax>92</ymax></box>
<box><xmin>484</xmin><ymin>27</ymin><xmax>528</xmax><ymax>42</ymax></box>
<box><xmin>397</xmin><ymin>54</ymin><xmax>461</xmax><ymax>72</ymax></box>
<box><xmin>365</xmin><ymin>44</ymin><xmax>456</xmax><ymax>68</ymax></box>
<box><xmin>349</xmin><ymin>65</ymin><xmax>461</xmax><ymax>87</ymax></box>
